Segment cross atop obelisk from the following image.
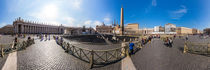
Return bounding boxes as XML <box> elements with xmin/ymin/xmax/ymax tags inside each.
<box><xmin>120</xmin><ymin>5</ymin><xmax>124</xmax><ymax>35</ymax></box>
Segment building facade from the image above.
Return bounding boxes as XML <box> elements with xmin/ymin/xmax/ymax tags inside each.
<box><xmin>124</xmin><ymin>23</ymin><xmax>140</xmax><ymax>35</ymax></box>
<box><xmin>140</xmin><ymin>28</ymin><xmax>154</xmax><ymax>34</ymax></box>
<box><xmin>13</xmin><ymin>17</ymin><xmax>64</xmax><ymax>34</ymax></box>
<box><xmin>64</xmin><ymin>26</ymin><xmax>96</xmax><ymax>35</ymax></box>
<box><xmin>176</xmin><ymin>27</ymin><xmax>193</xmax><ymax>35</ymax></box>
<box><xmin>96</xmin><ymin>23</ymin><xmax>113</xmax><ymax>34</ymax></box>
<box><xmin>0</xmin><ymin>25</ymin><xmax>14</xmax><ymax>35</ymax></box>
<box><xmin>204</xmin><ymin>28</ymin><xmax>210</xmax><ymax>35</ymax></box>
<box><xmin>165</xmin><ymin>23</ymin><xmax>176</xmax><ymax>34</ymax></box>
<box><xmin>192</xmin><ymin>28</ymin><xmax>202</xmax><ymax>34</ymax></box>
<box><xmin>152</xmin><ymin>26</ymin><xmax>165</xmax><ymax>34</ymax></box>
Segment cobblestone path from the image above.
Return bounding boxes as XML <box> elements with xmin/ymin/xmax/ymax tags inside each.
<box><xmin>131</xmin><ymin>38</ymin><xmax>210</xmax><ymax>70</ymax></box>
<box><xmin>17</xmin><ymin>38</ymin><xmax>121</xmax><ymax>70</ymax></box>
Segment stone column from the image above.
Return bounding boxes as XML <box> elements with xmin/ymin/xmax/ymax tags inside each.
<box><xmin>36</xmin><ymin>26</ymin><xmax>37</xmax><ymax>34</ymax></box>
<box><xmin>120</xmin><ymin>6</ymin><xmax>124</xmax><ymax>35</ymax></box>
<box><xmin>21</xmin><ymin>25</ymin><xmax>24</xmax><ymax>34</ymax></box>
<box><xmin>14</xmin><ymin>24</ymin><xmax>16</xmax><ymax>34</ymax></box>
<box><xmin>37</xmin><ymin>27</ymin><xmax>38</xmax><ymax>33</ymax></box>
<box><xmin>23</xmin><ymin>25</ymin><xmax>26</xmax><ymax>34</ymax></box>
<box><xmin>29</xmin><ymin>26</ymin><xmax>31</xmax><ymax>34</ymax></box>
<box><xmin>45</xmin><ymin>27</ymin><xmax>46</xmax><ymax>34</ymax></box>
<box><xmin>38</xmin><ymin>27</ymin><xmax>40</xmax><ymax>33</ymax></box>
<box><xmin>33</xmin><ymin>26</ymin><xmax>35</xmax><ymax>34</ymax></box>
<box><xmin>41</xmin><ymin>27</ymin><xmax>42</xmax><ymax>33</ymax></box>
<box><xmin>34</xmin><ymin>26</ymin><xmax>36</xmax><ymax>34</ymax></box>
<box><xmin>25</xmin><ymin>25</ymin><xmax>27</xmax><ymax>34</ymax></box>
<box><xmin>31</xmin><ymin>26</ymin><xmax>33</xmax><ymax>34</ymax></box>
<box><xmin>47</xmin><ymin>27</ymin><xmax>48</xmax><ymax>34</ymax></box>
<box><xmin>38</xmin><ymin>27</ymin><xmax>41</xmax><ymax>33</ymax></box>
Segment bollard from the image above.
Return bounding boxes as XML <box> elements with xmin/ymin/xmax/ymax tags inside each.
<box><xmin>89</xmin><ymin>50</ymin><xmax>94</xmax><ymax>69</ymax></box>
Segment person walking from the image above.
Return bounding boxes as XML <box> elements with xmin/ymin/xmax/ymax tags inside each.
<box><xmin>186</xmin><ymin>35</ymin><xmax>189</xmax><ymax>41</ymax></box>
<box><xmin>169</xmin><ymin>38</ymin><xmax>173</xmax><ymax>47</ymax></box>
<box><xmin>14</xmin><ymin>37</ymin><xmax>18</xmax><ymax>49</ymax></box>
<box><xmin>45</xmin><ymin>34</ymin><xmax>47</xmax><ymax>41</ymax></box>
<box><xmin>129</xmin><ymin>42</ymin><xmax>135</xmax><ymax>55</ymax></box>
<box><xmin>141</xmin><ymin>38</ymin><xmax>144</xmax><ymax>46</ymax></box>
<box><xmin>48</xmin><ymin>35</ymin><xmax>50</xmax><ymax>40</ymax></box>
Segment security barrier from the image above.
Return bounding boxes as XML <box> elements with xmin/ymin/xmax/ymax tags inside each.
<box><xmin>0</xmin><ymin>39</ymin><xmax>35</xmax><ymax>57</ymax></box>
<box><xmin>184</xmin><ymin>42</ymin><xmax>210</xmax><ymax>55</ymax></box>
<box><xmin>55</xmin><ymin>37</ymin><xmax>143</xmax><ymax>68</ymax></box>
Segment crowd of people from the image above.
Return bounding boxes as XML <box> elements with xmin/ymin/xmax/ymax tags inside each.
<box><xmin>164</xmin><ymin>37</ymin><xmax>173</xmax><ymax>47</ymax></box>
<box><xmin>39</xmin><ymin>34</ymin><xmax>50</xmax><ymax>41</ymax></box>
<box><xmin>129</xmin><ymin>35</ymin><xmax>155</xmax><ymax>55</ymax></box>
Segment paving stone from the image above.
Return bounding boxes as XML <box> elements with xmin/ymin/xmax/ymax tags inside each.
<box><xmin>17</xmin><ymin>37</ymin><xmax>121</xmax><ymax>70</ymax></box>
<box><xmin>131</xmin><ymin>36</ymin><xmax>210</xmax><ymax>70</ymax></box>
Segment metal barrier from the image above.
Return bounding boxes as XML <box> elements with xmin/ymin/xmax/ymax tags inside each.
<box><xmin>0</xmin><ymin>39</ymin><xmax>35</xmax><ymax>57</ymax></box>
<box><xmin>55</xmin><ymin>37</ymin><xmax>143</xmax><ymax>68</ymax></box>
<box><xmin>184</xmin><ymin>42</ymin><xmax>210</xmax><ymax>55</ymax></box>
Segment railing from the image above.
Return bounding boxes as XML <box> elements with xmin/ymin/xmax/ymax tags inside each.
<box><xmin>0</xmin><ymin>39</ymin><xmax>35</xmax><ymax>57</ymax></box>
<box><xmin>184</xmin><ymin>42</ymin><xmax>210</xmax><ymax>55</ymax></box>
<box><xmin>55</xmin><ymin>37</ymin><xmax>143</xmax><ymax>68</ymax></box>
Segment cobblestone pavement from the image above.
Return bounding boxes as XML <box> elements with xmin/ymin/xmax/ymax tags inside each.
<box><xmin>17</xmin><ymin>38</ymin><xmax>121</xmax><ymax>70</ymax></box>
<box><xmin>0</xmin><ymin>55</ymin><xmax>8</xmax><ymax>69</ymax></box>
<box><xmin>0</xmin><ymin>35</ymin><xmax>15</xmax><ymax>44</ymax></box>
<box><xmin>131</xmin><ymin>37</ymin><xmax>210</xmax><ymax>70</ymax></box>
<box><xmin>0</xmin><ymin>35</ymin><xmax>14</xmax><ymax>69</ymax></box>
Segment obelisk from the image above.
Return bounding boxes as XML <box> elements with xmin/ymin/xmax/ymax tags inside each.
<box><xmin>120</xmin><ymin>6</ymin><xmax>124</xmax><ymax>35</ymax></box>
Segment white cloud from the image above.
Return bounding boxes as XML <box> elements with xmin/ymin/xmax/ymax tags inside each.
<box><xmin>84</xmin><ymin>20</ymin><xmax>92</xmax><ymax>25</ymax></box>
<box><xmin>145</xmin><ymin>0</ymin><xmax>157</xmax><ymax>13</ymax></box>
<box><xmin>72</xmin><ymin>0</ymin><xmax>82</xmax><ymax>9</ymax></box>
<box><xmin>83</xmin><ymin>20</ymin><xmax>102</xmax><ymax>29</ymax></box>
<box><xmin>0</xmin><ymin>22</ymin><xmax>8</xmax><ymax>28</ymax></box>
<box><xmin>62</xmin><ymin>0</ymin><xmax>82</xmax><ymax>9</ymax></box>
<box><xmin>104</xmin><ymin>17</ymin><xmax>110</xmax><ymax>22</ymax></box>
<box><xmin>170</xmin><ymin>5</ymin><xmax>188</xmax><ymax>19</ymax></box>
<box><xmin>6</xmin><ymin>0</ymin><xmax>110</xmax><ymax>29</ymax></box>
<box><xmin>31</xmin><ymin>4</ymin><xmax>59</xmax><ymax>20</ymax></box>
<box><xmin>63</xmin><ymin>17</ymin><xmax>75</xmax><ymax>26</ymax></box>
<box><xmin>173</xmin><ymin>6</ymin><xmax>187</xmax><ymax>14</ymax></box>
<box><xmin>93</xmin><ymin>21</ymin><xmax>102</xmax><ymax>25</ymax></box>
<box><xmin>152</xmin><ymin>0</ymin><xmax>157</xmax><ymax>7</ymax></box>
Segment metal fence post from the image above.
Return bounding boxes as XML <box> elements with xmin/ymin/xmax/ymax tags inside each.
<box><xmin>23</xmin><ymin>41</ymin><xmax>26</xmax><ymax>50</ymax></box>
<box><xmin>126</xmin><ymin>45</ymin><xmax>130</xmax><ymax>57</ymax></box>
<box><xmin>65</xmin><ymin>43</ymin><xmax>69</xmax><ymax>52</ymax></box>
<box><xmin>121</xmin><ymin>42</ymin><xmax>126</xmax><ymax>57</ymax></box>
<box><xmin>89</xmin><ymin>50</ymin><xmax>94</xmax><ymax>69</ymax></box>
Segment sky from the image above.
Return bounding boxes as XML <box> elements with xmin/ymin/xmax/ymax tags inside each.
<box><xmin>0</xmin><ymin>0</ymin><xmax>209</xmax><ymax>30</ymax></box>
